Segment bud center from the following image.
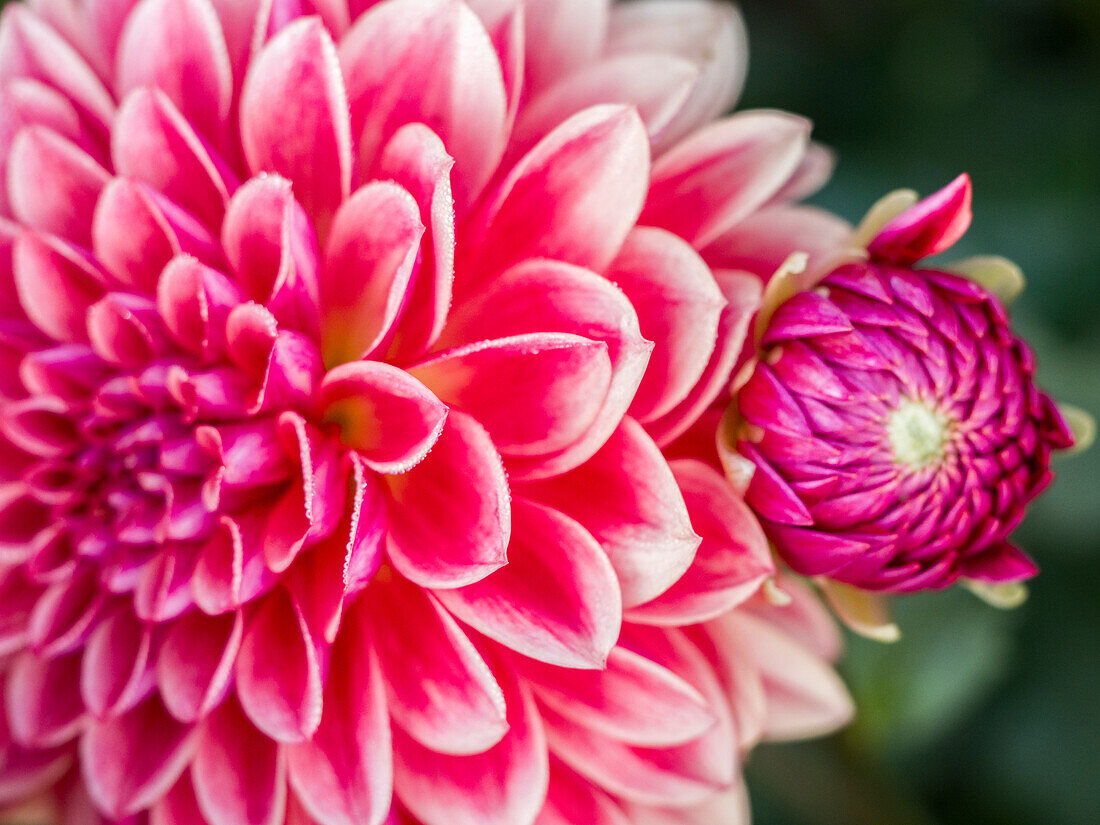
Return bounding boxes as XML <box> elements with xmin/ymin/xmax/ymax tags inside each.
<box><xmin>887</xmin><ymin>399</ymin><xmax>951</xmax><ymax>468</ymax></box>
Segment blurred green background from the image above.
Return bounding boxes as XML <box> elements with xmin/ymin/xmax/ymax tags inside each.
<box><xmin>737</xmin><ymin>1</ymin><xmax>1100</xmax><ymax>824</ymax></box>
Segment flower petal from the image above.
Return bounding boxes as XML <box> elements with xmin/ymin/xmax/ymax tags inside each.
<box><xmin>701</xmin><ymin>204</ymin><xmax>852</xmax><ymax>280</ymax></box>
<box><xmin>6</xmin><ymin>650</ymin><xmax>84</xmax><ymax>749</ymax></box>
<box><xmin>13</xmin><ymin>231</ymin><xmax>105</xmax><ymax>343</ymax></box>
<box><xmin>192</xmin><ymin>696</ymin><xmax>288</xmax><ymax>825</ymax></box>
<box><xmin>522</xmin><ymin>0</ymin><xmax>609</xmax><ymax>94</ymax></box>
<box><xmin>79</xmin><ymin>696</ymin><xmax>197</xmax><ymax>820</ymax></box>
<box><xmin>236</xmin><ymin>587</ymin><xmax>324</xmax><ymax>743</ymax></box>
<box><xmin>520</xmin><ymin>417</ymin><xmax>698</xmax><ymax>608</ymax></box>
<box><xmin>520</xmin><ymin>644</ymin><xmax>714</xmax><ymax>748</ymax></box>
<box><xmin>320</xmin><ymin>181</ymin><xmax>423</xmax><ymax>364</ymax></box>
<box><xmin>384</xmin><ymin>409</ymin><xmax>509</xmax><ymax>589</ymax></box>
<box><xmin>112</xmin><ymin>89</ymin><xmax>235</xmax><ymax>228</ymax></box>
<box><xmin>221</xmin><ymin>175</ymin><xmax>321</xmax><ymax>336</ymax></box>
<box><xmin>410</xmin><ymin>333</ymin><xmax>612</xmax><ymax>458</ymax></box>
<box><xmin>286</xmin><ymin>599</ymin><xmax>391</xmax><ymax>825</ymax></box>
<box><xmin>512</xmin><ymin>53</ymin><xmax>697</xmax><ymax>156</ymax></box>
<box><xmin>460</xmin><ymin>105</ymin><xmax>649</xmax><ymax>288</ymax></box>
<box><xmin>115</xmin><ymin>0</ymin><xmax>233</xmax><ymax>142</ymax></box>
<box><xmin>436</xmin><ymin>498</ymin><xmax>621</xmax><ymax>669</ymax></box>
<box><xmin>542</xmin><ymin>628</ymin><xmax>735</xmax><ymax>807</ymax></box>
<box><xmin>368</xmin><ymin>574</ymin><xmax>507</xmax><ymax>756</ymax></box>
<box><xmin>157</xmin><ymin>609</ymin><xmax>243</xmax><ymax>723</ymax></box>
<box><xmin>240</xmin><ymin>17</ymin><xmax>351</xmax><ymax>223</ymax></box>
<box><xmin>627</xmin><ymin>460</ymin><xmax>774</xmax><ymax>626</ymax></box>
<box><xmin>80</xmin><ymin>605</ymin><xmax>156</xmax><ymax>719</ymax></box>
<box><xmin>611</xmin><ymin>227</ymin><xmax>726</xmax><ymax>422</ymax></box>
<box><xmin>392</xmin><ymin>662</ymin><xmax>549</xmax><ymax>825</ymax></box>
<box><xmin>7</xmin><ymin>126</ymin><xmax>109</xmax><ymax>246</ymax></box>
<box><xmin>868</xmin><ymin>173</ymin><xmax>972</xmax><ymax>265</ymax></box>
<box><xmin>642</xmin><ymin>110</ymin><xmax>810</xmax><ymax>249</ymax></box>
<box><xmin>375</xmin><ymin>124</ymin><xmax>456</xmax><ymax>361</ymax></box>
<box><xmin>711</xmin><ymin>612</ymin><xmax>854</xmax><ymax>742</ymax></box>
<box><xmin>339</xmin><ymin>0</ymin><xmax>507</xmax><ymax>209</ymax></box>
<box><xmin>644</xmin><ymin>269</ymin><xmax>761</xmax><ymax>445</ymax></box>
<box><xmin>606</xmin><ymin>0</ymin><xmax>749</xmax><ymax>150</ymax></box>
<box><xmin>94</xmin><ymin>178</ymin><xmax>221</xmax><ymax>294</ymax></box>
<box><xmin>444</xmin><ymin>259</ymin><xmax>652</xmax><ymax>479</ymax></box>
<box><xmin>319</xmin><ymin>361</ymin><xmax>447</xmax><ymax>475</ymax></box>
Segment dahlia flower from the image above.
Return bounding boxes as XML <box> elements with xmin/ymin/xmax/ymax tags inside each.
<box><xmin>0</xmin><ymin>0</ymin><xmax>853</xmax><ymax>823</ymax></box>
<box><xmin>722</xmin><ymin>174</ymin><xmax>1083</xmax><ymax>625</ymax></box>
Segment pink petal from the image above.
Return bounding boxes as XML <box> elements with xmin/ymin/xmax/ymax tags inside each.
<box><xmin>368</xmin><ymin>574</ymin><xmax>507</xmax><ymax>755</ymax></box>
<box><xmin>150</xmin><ymin>773</ymin><xmax>209</xmax><ymax>825</ymax></box>
<box><xmin>519</xmin><ymin>417</ymin><xmax>698</xmax><ymax>608</ymax></box>
<box><xmin>80</xmin><ymin>605</ymin><xmax>156</xmax><ymax>719</ymax></box>
<box><xmin>611</xmin><ymin>227</ymin><xmax>726</xmax><ymax>422</ymax></box>
<box><xmin>392</xmin><ymin>662</ymin><xmax>549</xmax><ymax>825</ymax></box>
<box><xmin>716</xmin><ymin>611</ymin><xmax>854</xmax><ymax>742</ymax></box>
<box><xmin>702</xmin><ymin>204</ymin><xmax>852</xmax><ymax>279</ymax></box>
<box><xmin>285</xmin><ymin>455</ymin><xmax>386</xmax><ymax>644</ymax></box>
<box><xmin>619</xmin><ymin>785</ymin><xmax>752</xmax><ymax>825</ymax></box>
<box><xmin>93</xmin><ymin>178</ymin><xmax>222</xmax><ymax>294</ymax></box>
<box><xmin>436</xmin><ymin>498</ymin><xmax>621</xmax><ymax>669</ymax></box>
<box><xmin>240</xmin><ymin>18</ymin><xmax>351</xmax><ymax>224</ymax></box>
<box><xmin>868</xmin><ymin>173</ymin><xmax>973</xmax><ymax>265</ymax></box>
<box><xmin>156</xmin><ymin>255</ymin><xmax>245</xmax><ymax>361</ymax></box>
<box><xmin>1</xmin><ymin>396</ymin><xmax>79</xmax><ymax>459</ymax></box>
<box><xmin>767</xmin><ymin>141</ymin><xmax>836</xmax><ymax>204</ymax></box>
<box><xmin>376</xmin><ymin>124</ymin><xmax>456</xmax><ymax>361</ymax></box>
<box><xmin>410</xmin><ymin>333</ymin><xmax>611</xmax><ymax>458</ymax></box>
<box><xmin>644</xmin><ymin>269</ymin><xmax>762</xmax><ymax>445</ymax></box>
<box><xmin>28</xmin><ymin>564</ymin><xmax>105</xmax><ymax>655</ymax></box>
<box><xmin>79</xmin><ymin>696</ymin><xmax>197</xmax><ymax>819</ymax></box>
<box><xmin>0</xmin><ymin>5</ymin><xmax>115</xmax><ymax>128</ymax></box>
<box><xmin>512</xmin><ymin>54</ymin><xmax>697</xmax><ymax>157</ymax></box>
<box><xmin>157</xmin><ymin>609</ymin><xmax>243</xmax><ymax>723</ymax></box>
<box><xmin>318</xmin><ymin>361</ymin><xmax>447</xmax><ymax>475</ymax></box>
<box><xmin>459</xmin><ymin>105</ymin><xmax>649</xmax><ymax>288</ymax></box>
<box><xmin>7</xmin><ymin>126</ymin><xmax>109</xmax><ymax>246</ymax></box>
<box><xmin>522</xmin><ymin>0</ymin><xmax>609</xmax><ymax>94</ymax></box>
<box><xmin>521</xmin><ymin>644</ymin><xmax>714</xmax><ymax>747</ymax></box>
<box><xmin>339</xmin><ymin>0</ymin><xmax>507</xmax><ymax>209</ymax></box>
<box><xmin>439</xmin><ymin>258</ymin><xmax>651</xmax><ymax>480</ymax></box>
<box><xmin>642</xmin><ymin>110</ymin><xmax>811</xmax><ymax>249</ymax></box>
<box><xmin>13</xmin><ymin>231</ymin><xmax>106</xmax><ymax>342</ymax></box>
<box><xmin>235</xmin><ymin>587</ymin><xmax>324</xmax><ymax>743</ymax></box>
<box><xmin>112</xmin><ymin>89</ymin><xmax>235</xmax><ymax>228</ymax></box>
<box><xmin>222</xmin><ymin>175</ymin><xmax>321</xmax><ymax>336</ymax></box>
<box><xmin>192</xmin><ymin>697</ymin><xmax>288</xmax><ymax>825</ymax></box>
<box><xmin>192</xmin><ymin>513</ymin><xmax>277</xmax><ymax>614</ymax></box>
<box><xmin>542</xmin><ymin>628</ymin><xmax>736</xmax><ymax>807</ymax></box>
<box><xmin>606</xmin><ymin>0</ymin><xmax>749</xmax><ymax>151</ymax></box>
<box><xmin>0</xmin><ymin>743</ymin><xmax>72</xmax><ymax>807</ymax></box>
<box><xmin>115</xmin><ymin>0</ymin><xmax>233</xmax><ymax>142</ymax></box>
<box><xmin>5</xmin><ymin>650</ymin><xmax>84</xmax><ymax>748</ymax></box>
<box><xmin>384</xmin><ymin>409</ymin><xmax>509</xmax><ymax>589</ymax></box>
<box><xmin>320</xmin><ymin>181</ymin><xmax>423</xmax><ymax>364</ymax></box>
<box><xmin>86</xmin><ymin>293</ymin><xmax>169</xmax><ymax>368</ymax></box>
<box><xmin>286</xmin><ymin>600</ymin><xmax>391</xmax><ymax>825</ymax></box>
<box><xmin>743</xmin><ymin>575</ymin><xmax>843</xmax><ymax>662</ymax></box>
<box><xmin>627</xmin><ymin>460</ymin><xmax>774</xmax><ymax>625</ymax></box>
<box><xmin>536</xmin><ymin>761</ymin><xmax>630</xmax><ymax>825</ymax></box>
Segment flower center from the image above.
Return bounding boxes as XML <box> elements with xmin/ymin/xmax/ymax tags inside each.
<box><xmin>887</xmin><ymin>399</ymin><xmax>951</xmax><ymax>469</ymax></box>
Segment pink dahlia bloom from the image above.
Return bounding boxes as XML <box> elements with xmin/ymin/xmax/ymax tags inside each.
<box><xmin>0</xmin><ymin>0</ymin><xmax>852</xmax><ymax>823</ymax></box>
<box><xmin>728</xmin><ymin>175</ymin><xmax>1076</xmax><ymax>595</ymax></box>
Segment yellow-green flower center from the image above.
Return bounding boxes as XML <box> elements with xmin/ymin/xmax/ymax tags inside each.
<box><xmin>887</xmin><ymin>399</ymin><xmax>951</xmax><ymax>468</ymax></box>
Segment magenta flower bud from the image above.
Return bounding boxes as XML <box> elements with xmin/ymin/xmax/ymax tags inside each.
<box><xmin>733</xmin><ymin>175</ymin><xmax>1077</xmax><ymax>594</ymax></box>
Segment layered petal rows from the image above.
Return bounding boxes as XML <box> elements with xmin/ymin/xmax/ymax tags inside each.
<box><xmin>0</xmin><ymin>1</ymin><xmax>854</xmax><ymax>824</ymax></box>
<box><xmin>728</xmin><ymin>176</ymin><xmax>1076</xmax><ymax>593</ymax></box>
